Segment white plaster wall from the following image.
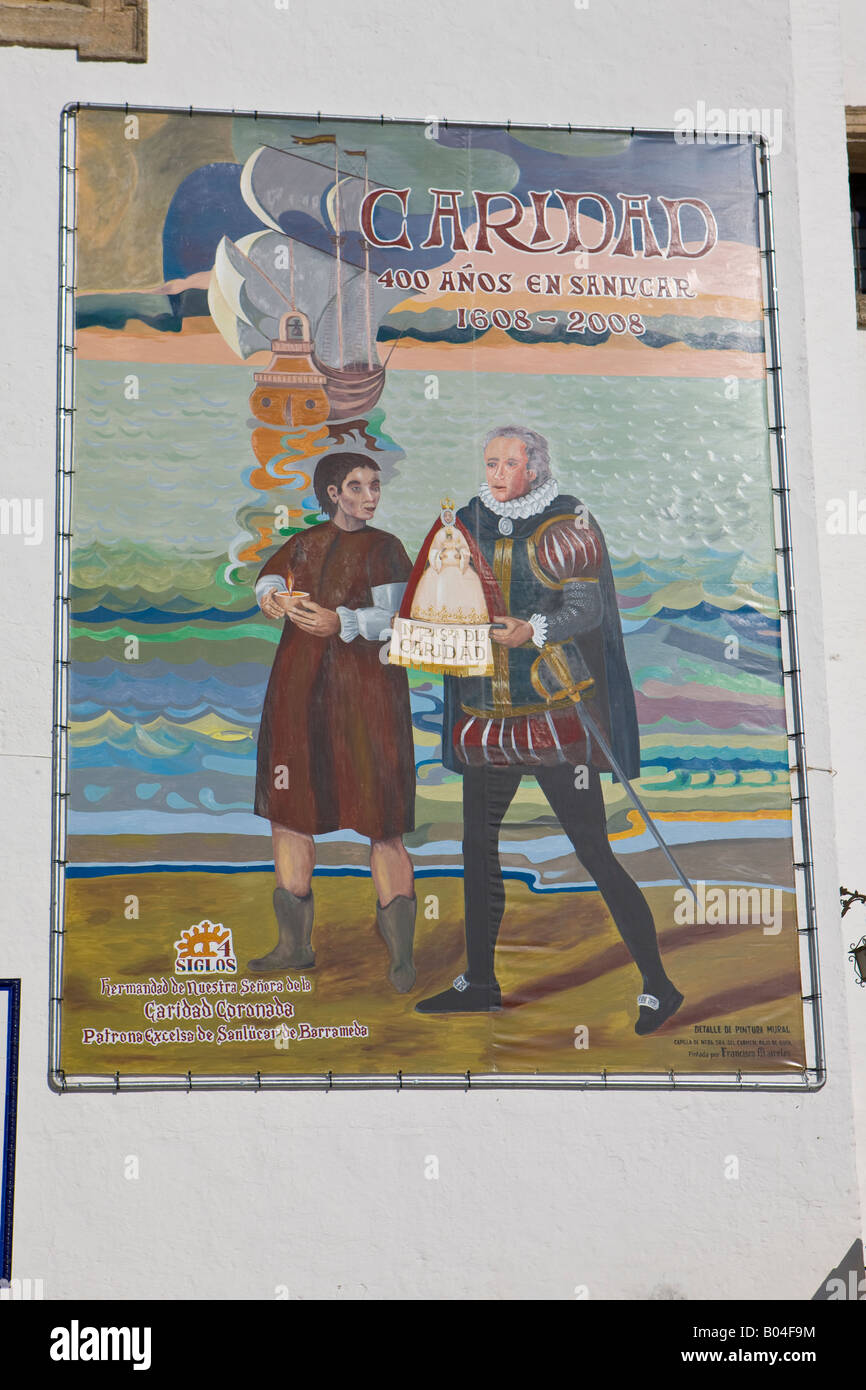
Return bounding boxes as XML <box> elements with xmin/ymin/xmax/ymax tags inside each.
<box><xmin>833</xmin><ymin>0</ymin><xmax>866</xmax><ymax>1249</ymax></box>
<box><xmin>0</xmin><ymin>0</ymin><xmax>861</xmax><ymax>1299</ymax></box>
<box><xmin>841</xmin><ymin>0</ymin><xmax>866</xmax><ymax>108</ymax></box>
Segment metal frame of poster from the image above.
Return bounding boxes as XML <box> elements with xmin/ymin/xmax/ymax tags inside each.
<box><xmin>0</xmin><ymin>980</ymin><xmax>21</xmax><ymax>1283</ymax></box>
<box><xmin>50</xmin><ymin>104</ymin><xmax>823</xmax><ymax>1092</ymax></box>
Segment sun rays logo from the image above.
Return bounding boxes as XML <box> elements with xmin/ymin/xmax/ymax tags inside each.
<box><xmin>173</xmin><ymin>920</ymin><xmax>237</xmax><ymax>974</ymax></box>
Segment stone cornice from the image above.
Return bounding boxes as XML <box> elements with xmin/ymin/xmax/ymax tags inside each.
<box><xmin>0</xmin><ymin>0</ymin><xmax>147</xmax><ymax>63</ymax></box>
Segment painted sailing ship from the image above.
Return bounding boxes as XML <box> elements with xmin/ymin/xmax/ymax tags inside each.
<box><xmin>208</xmin><ymin>138</ymin><xmax>409</xmax><ymax>423</ymax></box>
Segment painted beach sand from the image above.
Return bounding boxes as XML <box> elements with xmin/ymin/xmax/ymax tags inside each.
<box><xmin>60</xmin><ymin>875</ymin><xmax>805</xmax><ymax>1078</ymax></box>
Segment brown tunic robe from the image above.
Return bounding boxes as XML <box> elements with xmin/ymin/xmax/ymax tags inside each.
<box><xmin>254</xmin><ymin>521</ymin><xmax>415</xmax><ymax>839</ymax></box>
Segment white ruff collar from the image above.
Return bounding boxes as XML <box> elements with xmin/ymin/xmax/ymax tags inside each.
<box><xmin>478</xmin><ymin>476</ymin><xmax>559</xmax><ymax>519</ymax></box>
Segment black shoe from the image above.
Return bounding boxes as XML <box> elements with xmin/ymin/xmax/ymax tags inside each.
<box><xmin>415</xmin><ymin>974</ymin><xmax>502</xmax><ymax>1014</ymax></box>
<box><xmin>634</xmin><ymin>982</ymin><xmax>684</xmax><ymax>1035</ymax></box>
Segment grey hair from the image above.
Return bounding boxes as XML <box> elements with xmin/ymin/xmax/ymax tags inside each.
<box><xmin>482</xmin><ymin>425</ymin><xmax>552</xmax><ymax>487</ymax></box>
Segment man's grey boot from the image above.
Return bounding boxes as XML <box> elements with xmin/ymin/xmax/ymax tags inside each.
<box><xmin>247</xmin><ymin>888</ymin><xmax>315</xmax><ymax>972</ymax></box>
<box><xmin>376</xmin><ymin>894</ymin><xmax>417</xmax><ymax>993</ymax></box>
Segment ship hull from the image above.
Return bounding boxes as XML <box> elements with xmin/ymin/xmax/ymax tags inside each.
<box><xmin>313</xmin><ymin>354</ymin><xmax>386</xmax><ymax>421</ymax></box>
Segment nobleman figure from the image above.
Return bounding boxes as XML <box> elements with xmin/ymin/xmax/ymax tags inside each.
<box><xmin>416</xmin><ymin>425</ymin><xmax>683</xmax><ymax>1034</ymax></box>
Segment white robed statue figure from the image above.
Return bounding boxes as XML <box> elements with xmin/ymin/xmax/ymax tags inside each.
<box><xmin>389</xmin><ymin>499</ymin><xmax>496</xmax><ymax>677</ymax></box>
<box><xmin>411</xmin><ymin>524</ymin><xmax>488</xmax><ymax>624</ymax></box>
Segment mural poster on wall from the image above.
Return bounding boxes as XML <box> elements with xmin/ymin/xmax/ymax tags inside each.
<box><xmin>56</xmin><ymin>109</ymin><xmax>810</xmax><ymax>1084</ymax></box>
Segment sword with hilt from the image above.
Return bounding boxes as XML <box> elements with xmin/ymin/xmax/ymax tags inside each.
<box><xmin>528</xmin><ymin>642</ymin><xmax>698</xmax><ymax>902</ymax></box>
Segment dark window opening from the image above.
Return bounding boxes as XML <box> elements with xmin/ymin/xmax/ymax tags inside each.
<box><xmin>846</xmin><ymin>109</ymin><xmax>866</xmax><ymax>326</ymax></box>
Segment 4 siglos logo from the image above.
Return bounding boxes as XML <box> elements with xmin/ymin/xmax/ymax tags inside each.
<box><xmin>173</xmin><ymin>920</ymin><xmax>237</xmax><ymax>975</ymax></box>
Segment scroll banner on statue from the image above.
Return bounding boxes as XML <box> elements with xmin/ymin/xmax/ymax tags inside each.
<box><xmin>54</xmin><ymin>108</ymin><xmax>817</xmax><ymax>1088</ymax></box>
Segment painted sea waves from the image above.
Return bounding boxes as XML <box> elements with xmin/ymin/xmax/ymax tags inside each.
<box><xmin>68</xmin><ymin>362</ymin><xmax>788</xmax><ymax>892</ymax></box>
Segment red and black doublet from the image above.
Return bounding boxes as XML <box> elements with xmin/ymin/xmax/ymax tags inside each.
<box><xmin>442</xmin><ymin>491</ymin><xmax>641</xmax><ymax>777</ymax></box>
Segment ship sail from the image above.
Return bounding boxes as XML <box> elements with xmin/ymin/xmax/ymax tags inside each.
<box><xmin>313</xmin><ymin>268</ymin><xmax>409</xmax><ymax>370</ymax></box>
<box><xmin>240</xmin><ymin>144</ymin><xmax>381</xmax><ymax>270</ymax></box>
<box><xmin>209</xmin><ymin>229</ymin><xmax>408</xmax><ymax>365</ymax></box>
<box><xmin>207</xmin><ymin>271</ymin><xmax>272</xmax><ymax>359</ymax></box>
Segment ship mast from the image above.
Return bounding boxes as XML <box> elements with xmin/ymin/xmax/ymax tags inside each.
<box><xmin>288</xmin><ymin>130</ymin><xmax>348</xmax><ymax>362</ymax></box>
<box><xmin>347</xmin><ymin>148</ymin><xmax>373</xmax><ymax>369</ymax></box>
<box><xmin>364</xmin><ymin>156</ymin><xmax>372</xmax><ymax>369</ymax></box>
<box><xmin>334</xmin><ymin>142</ymin><xmax>345</xmax><ymax>369</ymax></box>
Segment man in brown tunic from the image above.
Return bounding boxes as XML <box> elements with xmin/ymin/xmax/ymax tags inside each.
<box><xmin>251</xmin><ymin>452</ymin><xmax>417</xmax><ymax>990</ymax></box>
